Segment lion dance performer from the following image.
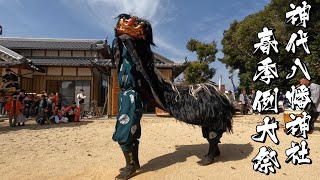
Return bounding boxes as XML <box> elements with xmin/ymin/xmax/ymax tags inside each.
<box><xmin>111</xmin><ymin>14</ymin><xmax>234</xmax><ymax>180</ymax></box>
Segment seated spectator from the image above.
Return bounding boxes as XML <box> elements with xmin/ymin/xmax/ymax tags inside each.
<box><xmin>65</xmin><ymin>101</ymin><xmax>80</xmax><ymax>122</ymax></box>
<box><xmin>34</xmin><ymin>95</ymin><xmax>47</xmax><ymax>115</ymax></box>
<box><xmin>60</xmin><ymin>106</ymin><xmax>68</xmax><ymax>123</ymax></box>
<box><xmin>60</xmin><ymin>106</ymin><xmax>69</xmax><ymax>122</ymax></box>
<box><xmin>49</xmin><ymin>105</ymin><xmax>58</xmax><ymax>123</ymax></box>
<box><xmin>50</xmin><ymin>105</ymin><xmax>68</xmax><ymax>124</ymax></box>
<box><xmin>36</xmin><ymin>107</ymin><xmax>49</xmax><ymax>125</ymax></box>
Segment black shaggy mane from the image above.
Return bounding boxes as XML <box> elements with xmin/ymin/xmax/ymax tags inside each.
<box><xmin>164</xmin><ymin>83</ymin><xmax>234</xmax><ymax>133</ymax></box>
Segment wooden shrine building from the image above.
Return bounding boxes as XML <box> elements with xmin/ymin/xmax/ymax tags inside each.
<box><xmin>0</xmin><ymin>37</ymin><xmax>188</xmax><ymax>116</ymax></box>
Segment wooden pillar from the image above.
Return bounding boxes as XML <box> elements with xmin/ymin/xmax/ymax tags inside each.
<box><xmin>107</xmin><ymin>75</ymin><xmax>113</xmax><ymax>118</ymax></box>
<box><xmin>90</xmin><ymin>67</ymin><xmax>94</xmax><ymax>104</ymax></box>
<box><xmin>18</xmin><ymin>67</ymin><xmax>22</xmax><ymax>88</ymax></box>
<box><xmin>111</xmin><ymin>69</ymin><xmax>120</xmax><ymax>116</ymax></box>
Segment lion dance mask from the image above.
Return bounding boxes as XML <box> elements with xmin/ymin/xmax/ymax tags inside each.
<box><xmin>115</xmin><ymin>14</ymin><xmax>155</xmax><ymax>46</ymax></box>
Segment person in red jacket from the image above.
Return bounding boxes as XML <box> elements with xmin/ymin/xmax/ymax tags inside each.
<box><xmin>65</xmin><ymin>101</ymin><xmax>80</xmax><ymax>122</ymax></box>
<box><xmin>52</xmin><ymin>92</ymin><xmax>58</xmax><ymax>105</ymax></box>
<box><xmin>4</xmin><ymin>94</ymin><xmax>23</xmax><ymax>127</ymax></box>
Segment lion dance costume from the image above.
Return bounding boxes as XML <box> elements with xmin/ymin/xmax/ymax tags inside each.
<box><xmin>112</xmin><ymin>14</ymin><xmax>234</xmax><ymax>180</ymax></box>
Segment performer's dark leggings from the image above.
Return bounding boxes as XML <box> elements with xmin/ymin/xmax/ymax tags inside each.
<box><xmin>202</xmin><ymin>127</ymin><xmax>224</xmax><ymax>144</ymax></box>
<box><xmin>119</xmin><ymin>121</ymin><xmax>141</xmax><ymax>152</ymax></box>
<box><xmin>117</xmin><ymin>111</ymin><xmax>142</xmax><ymax>152</ymax></box>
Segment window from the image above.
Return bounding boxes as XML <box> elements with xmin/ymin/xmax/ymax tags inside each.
<box><xmin>61</xmin><ymin>81</ymin><xmax>75</xmax><ymax>106</ymax></box>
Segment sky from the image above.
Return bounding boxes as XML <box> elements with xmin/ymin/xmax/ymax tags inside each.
<box><xmin>0</xmin><ymin>0</ymin><xmax>271</xmax><ymax>91</ymax></box>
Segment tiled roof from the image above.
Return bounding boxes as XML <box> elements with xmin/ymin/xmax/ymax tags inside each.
<box><xmin>0</xmin><ymin>61</ymin><xmax>22</xmax><ymax>66</ymax></box>
<box><xmin>28</xmin><ymin>58</ymin><xmax>187</xmax><ymax>69</ymax></box>
<box><xmin>155</xmin><ymin>62</ymin><xmax>187</xmax><ymax>68</ymax></box>
<box><xmin>0</xmin><ymin>38</ymin><xmax>179</xmax><ymax>65</ymax></box>
<box><xmin>0</xmin><ymin>44</ymin><xmax>25</xmax><ymax>62</ymax></box>
<box><xmin>0</xmin><ymin>37</ymin><xmax>188</xmax><ymax>76</ymax></box>
<box><xmin>93</xmin><ymin>59</ymin><xmax>185</xmax><ymax>67</ymax></box>
<box><xmin>93</xmin><ymin>59</ymin><xmax>188</xmax><ymax>77</ymax></box>
<box><xmin>92</xmin><ymin>59</ymin><xmax>113</xmax><ymax>67</ymax></box>
<box><xmin>153</xmin><ymin>53</ymin><xmax>174</xmax><ymax>64</ymax></box>
<box><xmin>0</xmin><ymin>46</ymin><xmax>44</xmax><ymax>72</ymax></box>
<box><xmin>0</xmin><ymin>37</ymin><xmax>99</xmax><ymax>50</ymax></box>
<box><xmin>29</xmin><ymin>58</ymin><xmax>99</xmax><ymax>66</ymax></box>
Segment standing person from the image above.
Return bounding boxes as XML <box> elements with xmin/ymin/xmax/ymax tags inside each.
<box><xmin>227</xmin><ymin>90</ymin><xmax>235</xmax><ymax>103</ymax></box>
<box><xmin>239</xmin><ymin>89</ymin><xmax>248</xmax><ymax>115</ymax></box>
<box><xmin>17</xmin><ymin>89</ymin><xmax>29</xmax><ymax>126</ymax></box>
<box><xmin>76</xmin><ymin>89</ymin><xmax>86</xmax><ymax>119</ymax></box>
<box><xmin>111</xmin><ymin>14</ymin><xmax>234</xmax><ymax>179</ymax></box>
<box><xmin>112</xmin><ymin>36</ymin><xmax>144</xmax><ymax>179</ymax></box>
<box><xmin>4</xmin><ymin>93</ymin><xmax>23</xmax><ymax>127</ymax></box>
<box><xmin>300</xmin><ymin>78</ymin><xmax>320</xmax><ymax>133</ymax></box>
<box><xmin>249</xmin><ymin>89</ymin><xmax>256</xmax><ymax>114</ymax></box>
<box><xmin>56</xmin><ymin>92</ymin><xmax>62</xmax><ymax>109</ymax></box>
<box><xmin>52</xmin><ymin>92</ymin><xmax>58</xmax><ymax>106</ymax></box>
<box><xmin>2</xmin><ymin>68</ymin><xmax>20</xmax><ymax>89</ymax></box>
<box><xmin>65</xmin><ymin>101</ymin><xmax>80</xmax><ymax>122</ymax></box>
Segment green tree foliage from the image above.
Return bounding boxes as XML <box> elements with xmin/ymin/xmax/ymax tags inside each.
<box><xmin>184</xmin><ymin>61</ymin><xmax>216</xmax><ymax>84</ymax></box>
<box><xmin>186</xmin><ymin>39</ymin><xmax>218</xmax><ymax>63</ymax></box>
<box><xmin>182</xmin><ymin>39</ymin><xmax>218</xmax><ymax>84</ymax></box>
<box><xmin>220</xmin><ymin>0</ymin><xmax>320</xmax><ymax>92</ymax></box>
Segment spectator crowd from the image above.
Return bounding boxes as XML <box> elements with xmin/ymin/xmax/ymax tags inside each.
<box><xmin>0</xmin><ymin>69</ymin><xmax>88</xmax><ymax>127</ymax></box>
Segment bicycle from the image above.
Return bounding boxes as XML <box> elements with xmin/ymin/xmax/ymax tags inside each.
<box><xmin>85</xmin><ymin>100</ymin><xmax>102</xmax><ymax>119</ymax></box>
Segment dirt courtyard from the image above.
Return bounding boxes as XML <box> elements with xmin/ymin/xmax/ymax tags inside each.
<box><xmin>0</xmin><ymin>114</ymin><xmax>319</xmax><ymax>180</ymax></box>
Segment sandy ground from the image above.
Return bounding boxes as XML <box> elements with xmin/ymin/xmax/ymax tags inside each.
<box><xmin>0</xmin><ymin>114</ymin><xmax>319</xmax><ymax>180</ymax></box>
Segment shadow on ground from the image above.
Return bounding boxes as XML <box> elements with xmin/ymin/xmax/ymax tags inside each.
<box><xmin>0</xmin><ymin>120</ymin><xmax>93</xmax><ymax>134</ymax></box>
<box><xmin>139</xmin><ymin>143</ymin><xmax>253</xmax><ymax>174</ymax></box>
